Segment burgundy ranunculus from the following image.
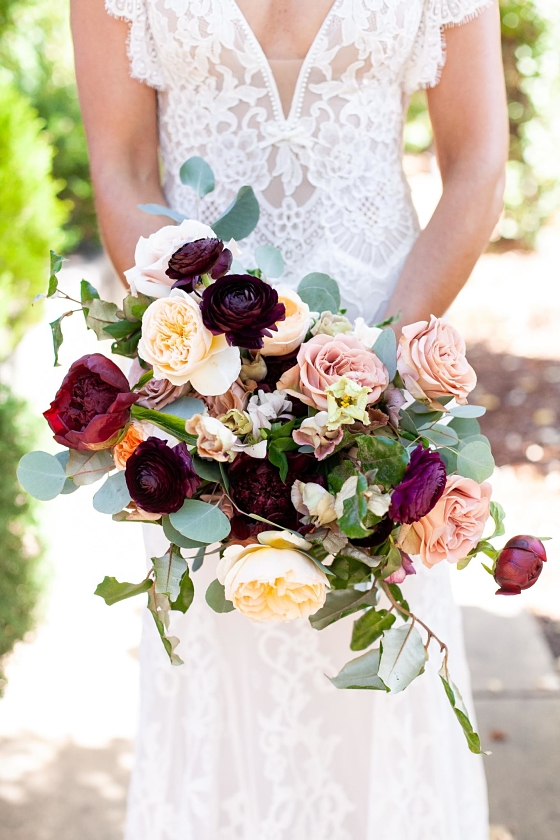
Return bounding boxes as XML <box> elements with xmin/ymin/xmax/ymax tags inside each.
<box><xmin>165</xmin><ymin>238</ymin><xmax>232</xmax><ymax>293</ymax></box>
<box><xmin>200</xmin><ymin>274</ymin><xmax>286</xmax><ymax>349</ymax></box>
<box><xmin>494</xmin><ymin>535</ymin><xmax>547</xmax><ymax>595</ymax></box>
<box><xmin>389</xmin><ymin>444</ymin><xmax>447</xmax><ymax>524</ymax></box>
<box><xmin>125</xmin><ymin>438</ymin><xmax>201</xmax><ymax>514</ymax></box>
<box><xmin>228</xmin><ymin>451</ymin><xmax>321</xmax><ymax>537</ymax></box>
<box><xmin>43</xmin><ymin>353</ymin><xmax>138</xmax><ymax>451</ymax></box>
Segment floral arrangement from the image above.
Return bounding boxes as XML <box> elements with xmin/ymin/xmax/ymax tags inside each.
<box><xmin>18</xmin><ymin>158</ymin><xmax>547</xmax><ymax>754</ymax></box>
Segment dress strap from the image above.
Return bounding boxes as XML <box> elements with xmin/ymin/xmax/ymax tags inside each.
<box><xmin>105</xmin><ymin>0</ymin><xmax>165</xmax><ymax>90</ymax></box>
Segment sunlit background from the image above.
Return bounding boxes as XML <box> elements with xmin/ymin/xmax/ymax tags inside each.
<box><xmin>1</xmin><ymin>2</ymin><xmax>559</xmax><ymax>839</ymax></box>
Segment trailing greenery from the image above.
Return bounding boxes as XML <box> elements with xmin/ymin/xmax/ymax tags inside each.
<box><xmin>0</xmin><ymin>385</ymin><xmax>43</xmax><ymax>695</ymax></box>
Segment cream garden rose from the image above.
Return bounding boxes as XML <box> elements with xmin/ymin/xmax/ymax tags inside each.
<box><xmin>124</xmin><ymin>219</ymin><xmax>219</xmax><ymax>298</ymax></box>
<box><xmin>260</xmin><ymin>286</ymin><xmax>311</xmax><ymax>356</ymax></box>
<box><xmin>217</xmin><ymin>531</ymin><xmax>328</xmax><ymax>622</ymax></box>
<box><xmin>397</xmin><ymin>315</ymin><xmax>477</xmax><ymax>407</ymax></box>
<box><xmin>138</xmin><ymin>289</ymin><xmax>241</xmax><ymax>395</ymax></box>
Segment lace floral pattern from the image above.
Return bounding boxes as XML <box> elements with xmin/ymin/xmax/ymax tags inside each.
<box><xmin>103</xmin><ymin>1</ymin><xmax>494</xmax><ymax>836</ymax></box>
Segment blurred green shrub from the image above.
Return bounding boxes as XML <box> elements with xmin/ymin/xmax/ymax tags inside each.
<box><xmin>0</xmin><ymin>81</ymin><xmax>67</xmax><ymax>358</ymax></box>
<box><xmin>405</xmin><ymin>0</ymin><xmax>560</xmax><ymax>248</ymax></box>
<box><xmin>0</xmin><ymin>385</ymin><xmax>43</xmax><ymax>695</ymax></box>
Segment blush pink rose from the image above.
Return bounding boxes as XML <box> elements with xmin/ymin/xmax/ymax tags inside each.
<box><xmin>405</xmin><ymin>476</ymin><xmax>492</xmax><ymax>568</ymax></box>
<box><xmin>278</xmin><ymin>333</ymin><xmax>389</xmax><ymax>411</ymax></box>
<box><xmin>397</xmin><ymin>316</ymin><xmax>476</xmax><ymax>406</ymax></box>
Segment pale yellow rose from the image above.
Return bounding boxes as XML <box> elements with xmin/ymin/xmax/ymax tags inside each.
<box><xmin>217</xmin><ymin>533</ymin><xmax>328</xmax><ymax>622</ymax></box>
<box><xmin>261</xmin><ymin>286</ymin><xmax>311</xmax><ymax>357</ymax></box>
<box><xmin>138</xmin><ymin>289</ymin><xmax>241</xmax><ymax>395</ymax></box>
<box><xmin>185</xmin><ymin>413</ymin><xmax>238</xmax><ymax>462</ymax></box>
<box><xmin>397</xmin><ymin>315</ymin><xmax>476</xmax><ymax>407</ymax></box>
<box><xmin>113</xmin><ymin>421</ymin><xmax>151</xmax><ymax>470</ymax></box>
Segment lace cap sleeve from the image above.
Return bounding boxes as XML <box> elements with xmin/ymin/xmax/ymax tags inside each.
<box><xmin>404</xmin><ymin>0</ymin><xmax>494</xmax><ymax>93</ymax></box>
<box><xmin>105</xmin><ymin>0</ymin><xmax>164</xmax><ymax>89</ymax></box>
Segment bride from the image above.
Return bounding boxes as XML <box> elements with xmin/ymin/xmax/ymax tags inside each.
<box><xmin>71</xmin><ymin>1</ymin><xmax>508</xmax><ymax>838</ymax></box>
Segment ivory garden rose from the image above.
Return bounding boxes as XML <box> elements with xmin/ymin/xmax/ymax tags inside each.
<box><xmin>260</xmin><ymin>286</ymin><xmax>312</xmax><ymax>356</ymax></box>
<box><xmin>138</xmin><ymin>289</ymin><xmax>241</xmax><ymax>394</ymax></box>
<box><xmin>397</xmin><ymin>315</ymin><xmax>476</xmax><ymax>407</ymax></box>
<box><xmin>278</xmin><ymin>333</ymin><xmax>389</xmax><ymax>411</ymax></box>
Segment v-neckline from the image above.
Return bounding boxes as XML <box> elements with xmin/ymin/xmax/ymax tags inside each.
<box><xmin>226</xmin><ymin>0</ymin><xmax>342</xmax><ymax>123</ymax></box>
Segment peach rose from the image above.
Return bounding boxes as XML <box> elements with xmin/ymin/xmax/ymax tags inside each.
<box><xmin>113</xmin><ymin>421</ymin><xmax>151</xmax><ymax>469</ymax></box>
<box><xmin>404</xmin><ymin>476</ymin><xmax>492</xmax><ymax>568</ymax></box>
<box><xmin>397</xmin><ymin>316</ymin><xmax>476</xmax><ymax>406</ymax></box>
<box><xmin>260</xmin><ymin>286</ymin><xmax>311</xmax><ymax>357</ymax></box>
<box><xmin>278</xmin><ymin>333</ymin><xmax>389</xmax><ymax>411</ymax></box>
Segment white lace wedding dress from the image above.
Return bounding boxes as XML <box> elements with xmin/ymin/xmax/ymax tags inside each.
<box><xmin>105</xmin><ymin>1</ymin><xmax>493</xmax><ymax>837</ymax></box>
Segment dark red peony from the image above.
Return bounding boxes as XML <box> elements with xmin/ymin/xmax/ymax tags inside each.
<box><xmin>44</xmin><ymin>354</ymin><xmax>138</xmax><ymax>451</ymax></box>
<box><xmin>389</xmin><ymin>444</ymin><xmax>447</xmax><ymax>524</ymax></box>
<box><xmin>494</xmin><ymin>535</ymin><xmax>547</xmax><ymax>595</ymax></box>
<box><xmin>200</xmin><ymin>274</ymin><xmax>285</xmax><ymax>349</ymax></box>
<box><xmin>165</xmin><ymin>238</ymin><xmax>232</xmax><ymax>293</ymax></box>
<box><xmin>228</xmin><ymin>452</ymin><xmax>321</xmax><ymax>538</ymax></box>
<box><xmin>125</xmin><ymin>438</ymin><xmax>201</xmax><ymax>515</ymax></box>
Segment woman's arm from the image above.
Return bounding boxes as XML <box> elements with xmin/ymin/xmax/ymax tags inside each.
<box><xmin>71</xmin><ymin>0</ymin><xmax>168</xmax><ymax>280</ymax></box>
<box><xmin>385</xmin><ymin>3</ymin><xmax>508</xmax><ymax>330</ymax></box>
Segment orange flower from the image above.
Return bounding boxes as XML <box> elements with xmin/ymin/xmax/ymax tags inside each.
<box><xmin>113</xmin><ymin>421</ymin><xmax>150</xmax><ymax>470</ymax></box>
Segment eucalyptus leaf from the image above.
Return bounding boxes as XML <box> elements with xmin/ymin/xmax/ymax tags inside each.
<box><xmin>171</xmin><ymin>568</ymin><xmax>195</xmax><ymax>613</ymax></box>
<box><xmin>131</xmin><ymin>405</ymin><xmax>197</xmax><ymax>445</ymax></box>
<box><xmin>329</xmin><ymin>648</ymin><xmax>388</xmax><ymax>690</ymax></box>
<box><xmin>94</xmin><ymin>575</ymin><xmax>152</xmax><ymax>606</ymax></box>
<box><xmin>421</xmin><ymin>424</ymin><xmax>459</xmax><ymax>448</ymax></box>
<box><xmin>162</xmin><ymin>515</ymin><xmax>207</xmax><ymax>549</ymax></box>
<box><xmin>255</xmin><ymin>245</ymin><xmax>284</xmax><ymax>278</ymax></box>
<box><xmin>170</xmin><ymin>499</ymin><xmax>231</xmax><ymax>543</ymax></box>
<box><xmin>60</xmin><ymin>478</ymin><xmax>79</xmax><ymax>495</ymax></box>
<box><xmin>205</xmin><ymin>579</ymin><xmax>235</xmax><ymax>613</ymax></box>
<box><xmin>212</xmin><ymin>186</ymin><xmax>260</xmax><ymax>241</ymax></box>
<box><xmin>297</xmin><ymin>272</ymin><xmax>340</xmax><ymax>314</ymax></box>
<box><xmin>356</xmin><ymin>436</ymin><xmax>408</xmax><ymax>488</ymax></box>
<box><xmin>450</xmin><ymin>404</ymin><xmax>487</xmax><ymax>419</ymax></box>
<box><xmin>372</xmin><ymin>328</ymin><xmax>397</xmax><ymax>380</ymax></box>
<box><xmin>66</xmin><ymin>449</ymin><xmax>115</xmax><ymax>486</ymax></box>
<box><xmin>350</xmin><ymin>608</ymin><xmax>396</xmax><ymax>651</ymax></box>
<box><xmin>192</xmin><ymin>454</ymin><xmax>224</xmax><ymax>483</ymax></box>
<box><xmin>17</xmin><ymin>451</ymin><xmax>67</xmax><ymax>501</ymax></box>
<box><xmin>378</xmin><ymin>624</ymin><xmax>426</xmax><ymax>693</ymax></box>
<box><xmin>179</xmin><ymin>156</ymin><xmax>215</xmax><ymax>196</ymax></box>
<box><xmin>309</xmin><ymin>586</ymin><xmax>378</xmax><ymax>631</ymax></box>
<box><xmin>93</xmin><ymin>469</ymin><xmax>130</xmax><ymax>514</ymax></box>
<box><xmin>440</xmin><ymin>670</ymin><xmax>489</xmax><ymax>754</ymax></box>
<box><xmin>456</xmin><ymin>441</ymin><xmax>495</xmax><ymax>483</ymax></box>
<box><xmin>448</xmin><ymin>416</ymin><xmax>481</xmax><ymax>438</ymax></box>
<box><xmin>164</xmin><ymin>395</ymin><xmax>206</xmax><ymax>421</ymax></box>
<box><xmin>138</xmin><ymin>203</ymin><xmax>187</xmax><ymax>223</ymax></box>
<box><xmin>153</xmin><ymin>547</ymin><xmax>187</xmax><ymax>602</ymax></box>
<box><xmin>192</xmin><ymin>546</ymin><xmax>206</xmax><ymax>572</ymax></box>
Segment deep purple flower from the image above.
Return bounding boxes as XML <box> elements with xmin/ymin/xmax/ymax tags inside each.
<box><xmin>44</xmin><ymin>353</ymin><xmax>138</xmax><ymax>451</ymax></box>
<box><xmin>125</xmin><ymin>437</ymin><xmax>201</xmax><ymax>514</ymax></box>
<box><xmin>494</xmin><ymin>536</ymin><xmax>547</xmax><ymax>595</ymax></box>
<box><xmin>389</xmin><ymin>444</ymin><xmax>447</xmax><ymax>524</ymax></box>
<box><xmin>200</xmin><ymin>274</ymin><xmax>286</xmax><ymax>349</ymax></box>
<box><xmin>165</xmin><ymin>238</ymin><xmax>232</xmax><ymax>293</ymax></box>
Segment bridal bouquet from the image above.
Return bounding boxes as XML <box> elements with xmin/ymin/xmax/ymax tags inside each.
<box><xmin>19</xmin><ymin>158</ymin><xmax>547</xmax><ymax>754</ymax></box>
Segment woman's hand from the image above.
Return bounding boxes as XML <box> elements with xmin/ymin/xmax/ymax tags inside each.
<box><xmin>385</xmin><ymin>2</ymin><xmax>508</xmax><ymax>332</ymax></box>
<box><xmin>71</xmin><ymin>0</ymin><xmax>168</xmax><ymax>281</ymax></box>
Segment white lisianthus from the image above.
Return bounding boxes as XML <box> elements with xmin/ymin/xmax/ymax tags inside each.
<box><xmin>291</xmin><ymin>480</ymin><xmax>337</xmax><ymax>526</ymax></box>
<box><xmin>125</xmin><ymin>219</ymin><xmax>218</xmax><ymax>298</ymax></box>
<box><xmin>247</xmin><ymin>389</ymin><xmax>293</xmax><ymax>437</ymax></box>
<box><xmin>352</xmin><ymin>317</ymin><xmax>382</xmax><ymax>348</ymax></box>
<box><xmin>261</xmin><ymin>286</ymin><xmax>312</xmax><ymax>356</ymax></box>
<box><xmin>365</xmin><ymin>485</ymin><xmax>392</xmax><ymax>517</ymax></box>
<box><xmin>185</xmin><ymin>414</ymin><xmax>238</xmax><ymax>462</ymax></box>
<box><xmin>217</xmin><ymin>531</ymin><xmax>328</xmax><ymax>622</ymax></box>
<box><xmin>138</xmin><ymin>289</ymin><xmax>241</xmax><ymax>394</ymax></box>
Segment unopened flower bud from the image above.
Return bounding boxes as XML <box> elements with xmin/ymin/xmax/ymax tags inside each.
<box><xmin>220</xmin><ymin>409</ymin><xmax>253</xmax><ymax>436</ymax></box>
<box><xmin>494</xmin><ymin>535</ymin><xmax>547</xmax><ymax>596</ymax></box>
<box><xmin>240</xmin><ymin>353</ymin><xmax>268</xmax><ymax>384</ymax></box>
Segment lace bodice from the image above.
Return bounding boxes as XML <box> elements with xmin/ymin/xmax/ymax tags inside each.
<box><xmin>107</xmin><ymin>0</ymin><xmax>492</xmax><ymax>323</ymax></box>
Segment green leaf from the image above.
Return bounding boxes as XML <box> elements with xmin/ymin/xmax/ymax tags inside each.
<box><xmin>111</xmin><ymin>332</ymin><xmax>142</xmax><ymax>358</ymax></box>
<box><xmin>163</xmin><ymin>395</ymin><xmax>206</xmax><ymax>421</ymax></box>
<box><xmin>50</xmin><ymin>249</ymin><xmax>65</xmax><ymax>277</ymax></box>
<box><xmin>268</xmin><ymin>444</ymin><xmax>289</xmax><ymax>482</ymax></box>
<box><xmin>93</xmin><ymin>469</ymin><xmax>130</xmax><ymax>514</ymax></box>
<box><xmin>255</xmin><ymin>245</ymin><xmax>284</xmax><ymax>278</ymax></box>
<box><xmin>84</xmin><ymin>299</ymin><xmax>120</xmax><ymax>340</ymax></box>
<box><xmin>448</xmin><ymin>416</ymin><xmax>481</xmax><ymax>438</ymax></box>
<box><xmin>162</xmin><ymin>515</ymin><xmax>207</xmax><ymax>549</ymax></box>
<box><xmin>153</xmin><ymin>546</ymin><xmax>187</xmax><ymax>601</ymax></box>
<box><xmin>212</xmin><ymin>186</ymin><xmax>260</xmax><ymax>241</ymax></box>
<box><xmin>328</xmin><ymin>461</ymin><xmax>358</xmax><ymax>494</ymax></box>
<box><xmin>350</xmin><ymin>608</ymin><xmax>396</xmax><ymax>651</ymax></box>
<box><xmin>378</xmin><ymin>624</ymin><xmax>426</xmax><ymax>693</ymax></box>
<box><xmin>440</xmin><ymin>671</ymin><xmax>489</xmax><ymax>755</ymax></box>
<box><xmin>205</xmin><ymin>579</ymin><xmax>235</xmax><ymax>613</ymax></box>
<box><xmin>138</xmin><ymin>203</ymin><xmax>187</xmax><ymax>223</ymax></box>
<box><xmin>489</xmin><ymin>500</ymin><xmax>506</xmax><ymax>539</ymax></box>
<box><xmin>49</xmin><ymin>316</ymin><xmax>65</xmax><ymax>366</ymax></box>
<box><xmin>102</xmin><ymin>319</ymin><xmax>138</xmax><ymax>339</ymax></box>
<box><xmin>179</xmin><ymin>156</ymin><xmax>215</xmax><ymax>196</ymax></box>
<box><xmin>192</xmin><ymin>454</ymin><xmax>224</xmax><ymax>484</ymax></box>
<box><xmin>80</xmin><ymin>279</ymin><xmax>100</xmax><ymax>304</ymax></box>
<box><xmin>372</xmin><ymin>328</ymin><xmax>397</xmax><ymax>379</ymax></box>
<box><xmin>94</xmin><ymin>575</ymin><xmax>152</xmax><ymax>606</ymax></box>
<box><xmin>421</xmin><ymin>424</ymin><xmax>459</xmax><ymax>448</ymax></box>
<box><xmin>131</xmin><ymin>405</ymin><xmax>197</xmax><ymax>445</ymax></box>
<box><xmin>450</xmin><ymin>404</ymin><xmax>487</xmax><ymax>419</ymax></box>
<box><xmin>456</xmin><ymin>441</ymin><xmax>495</xmax><ymax>483</ymax></box>
<box><xmin>356</xmin><ymin>436</ymin><xmax>409</xmax><ymax>488</ymax></box>
<box><xmin>385</xmin><ymin>583</ymin><xmax>410</xmax><ymax>615</ymax></box>
<box><xmin>439</xmin><ymin>446</ymin><xmax>458</xmax><ymax>474</ymax></box>
<box><xmin>339</xmin><ymin>474</ymin><xmax>372</xmax><ymax>539</ymax></box>
<box><xmin>17</xmin><ymin>451</ymin><xmax>67</xmax><ymax>501</ymax></box>
<box><xmin>171</xmin><ymin>569</ymin><xmax>195</xmax><ymax>613</ymax></box>
<box><xmin>132</xmin><ymin>369</ymin><xmax>154</xmax><ymax>390</ymax></box>
<box><xmin>192</xmin><ymin>546</ymin><xmax>206</xmax><ymax>572</ymax></box>
<box><xmin>380</xmin><ymin>544</ymin><xmax>403</xmax><ymax>580</ymax></box>
<box><xmin>147</xmin><ymin>588</ymin><xmax>184</xmax><ymax>665</ymax></box>
<box><xmin>123</xmin><ymin>292</ymin><xmax>152</xmax><ymax>322</ymax></box>
<box><xmin>329</xmin><ymin>648</ymin><xmax>388</xmax><ymax>690</ymax></box>
<box><xmin>309</xmin><ymin>586</ymin><xmax>378</xmax><ymax>631</ymax></box>
<box><xmin>66</xmin><ymin>449</ymin><xmax>114</xmax><ymax>486</ymax></box>
<box><xmin>297</xmin><ymin>272</ymin><xmax>340</xmax><ymax>313</ymax></box>
<box><xmin>170</xmin><ymin>499</ymin><xmax>231</xmax><ymax>543</ymax></box>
